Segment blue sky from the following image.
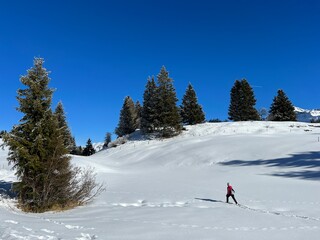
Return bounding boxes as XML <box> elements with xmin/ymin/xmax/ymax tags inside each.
<box><xmin>0</xmin><ymin>0</ymin><xmax>319</xmax><ymax>145</ymax></box>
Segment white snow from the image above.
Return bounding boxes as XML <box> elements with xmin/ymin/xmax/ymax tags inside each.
<box><xmin>1</xmin><ymin>121</ymin><xmax>320</xmax><ymax>239</ymax></box>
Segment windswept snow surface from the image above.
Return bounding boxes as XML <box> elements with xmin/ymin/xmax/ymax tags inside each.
<box><xmin>1</xmin><ymin>121</ymin><xmax>320</xmax><ymax>239</ymax></box>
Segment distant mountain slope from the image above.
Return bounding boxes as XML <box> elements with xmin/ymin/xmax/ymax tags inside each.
<box><xmin>295</xmin><ymin>107</ymin><xmax>320</xmax><ymax>122</ymax></box>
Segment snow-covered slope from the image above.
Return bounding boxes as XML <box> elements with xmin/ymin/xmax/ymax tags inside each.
<box><xmin>1</xmin><ymin>122</ymin><xmax>320</xmax><ymax>240</ymax></box>
<box><xmin>295</xmin><ymin>106</ymin><xmax>320</xmax><ymax>122</ymax></box>
<box><xmin>92</xmin><ymin>142</ymin><xmax>104</xmax><ymax>152</ymax></box>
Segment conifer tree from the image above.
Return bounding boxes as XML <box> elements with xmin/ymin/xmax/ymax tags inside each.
<box><xmin>135</xmin><ymin>101</ymin><xmax>142</xmax><ymax>130</ymax></box>
<box><xmin>228</xmin><ymin>79</ymin><xmax>260</xmax><ymax>121</ymax></box>
<box><xmin>269</xmin><ymin>89</ymin><xmax>296</xmax><ymax>121</ymax></box>
<box><xmin>156</xmin><ymin>66</ymin><xmax>182</xmax><ymax>137</ymax></box>
<box><xmin>2</xmin><ymin>58</ymin><xmax>72</xmax><ymax>211</ymax></box>
<box><xmin>141</xmin><ymin>76</ymin><xmax>159</xmax><ymax>134</ymax></box>
<box><xmin>180</xmin><ymin>83</ymin><xmax>205</xmax><ymax>125</ymax></box>
<box><xmin>54</xmin><ymin>101</ymin><xmax>74</xmax><ymax>153</ymax></box>
<box><xmin>115</xmin><ymin>96</ymin><xmax>137</xmax><ymax>137</ymax></box>
<box><xmin>83</xmin><ymin>138</ymin><xmax>96</xmax><ymax>156</ymax></box>
<box><xmin>3</xmin><ymin>58</ymin><xmax>103</xmax><ymax>212</ymax></box>
<box><xmin>103</xmin><ymin>132</ymin><xmax>112</xmax><ymax>149</ymax></box>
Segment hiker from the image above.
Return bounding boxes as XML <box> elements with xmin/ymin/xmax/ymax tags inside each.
<box><xmin>226</xmin><ymin>182</ymin><xmax>238</xmax><ymax>204</ymax></box>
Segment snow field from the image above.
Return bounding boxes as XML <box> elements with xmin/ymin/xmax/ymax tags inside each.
<box><xmin>1</xmin><ymin>121</ymin><xmax>320</xmax><ymax>239</ymax></box>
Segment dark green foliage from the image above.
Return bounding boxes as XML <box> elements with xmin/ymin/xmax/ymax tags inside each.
<box><xmin>71</xmin><ymin>145</ymin><xmax>83</xmax><ymax>155</ymax></box>
<box><xmin>82</xmin><ymin>138</ymin><xmax>96</xmax><ymax>156</ymax></box>
<box><xmin>0</xmin><ymin>130</ymin><xmax>7</xmax><ymax>138</ymax></box>
<box><xmin>140</xmin><ymin>67</ymin><xmax>182</xmax><ymax>137</ymax></box>
<box><xmin>54</xmin><ymin>102</ymin><xmax>74</xmax><ymax>153</ymax></box>
<box><xmin>269</xmin><ymin>89</ymin><xmax>296</xmax><ymax>121</ymax></box>
<box><xmin>141</xmin><ymin>77</ymin><xmax>159</xmax><ymax>134</ymax></box>
<box><xmin>155</xmin><ymin>66</ymin><xmax>182</xmax><ymax>137</ymax></box>
<box><xmin>135</xmin><ymin>101</ymin><xmax>142</xmax><ymax>130</ymax></box>
<box><xmin>103</xmin><ymin>132</ymin><xmax>112</xmax><ymax>149</ymax></box>
<box><xmin>2</xmin><ymin>58</ymin><xmax>73</xmax><ymax>212</ymax></box>
<box><xmin>115</xmin><ymin>96</ymin><xmax>137</xmax><ymax>137</ymax></box>
<box><xmin>228</xmin><ymin>79</ymin><xmax>260</xmax><ymax>121</ymax></box>
<box><xmin>208</xmin><ymin>118</ymin><xmax>227</xmax><ymax>123</ymax></box>
<box><xmin>180</xmin><ymin>83</ymin><xmax>205</xmax><ymax>125</ymax></box>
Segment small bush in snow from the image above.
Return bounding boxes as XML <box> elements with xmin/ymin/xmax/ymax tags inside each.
<box><xmin>108</xmin><ymin>135</ymin><xmax>128</xmax><ymax>148</ymax></box>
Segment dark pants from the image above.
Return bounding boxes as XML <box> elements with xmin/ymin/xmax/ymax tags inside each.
<box><xmin>226</xmin><ymin>193</ymin><xmax>238</xmax><ymax>204</ymax></box>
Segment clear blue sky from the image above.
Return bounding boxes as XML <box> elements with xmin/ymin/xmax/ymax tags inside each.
<box><xmin>0</xmin><ymin>0</ymin><xmax>319</xmax><ymax>145</ymax></box>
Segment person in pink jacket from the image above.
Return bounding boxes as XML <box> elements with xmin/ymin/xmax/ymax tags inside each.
<box><xmin>226</xmin><ymin>182</ymin><xmax>238</xmax><ymax>204</ymax></box>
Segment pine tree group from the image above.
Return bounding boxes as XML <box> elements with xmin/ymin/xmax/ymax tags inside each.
<box><xmin>83</xmin><ymin>138</ymin><xmax>96</xmax><ymax>156</ymax></box>
<box><xmin>140</xmin><ymin>67</ymin><xmax>182</xmax><ymax>137</ymax></box>
<box><xmin>269</xmin><ymin>89</ymin><xmax>296</xmax><ymax>121</ymax></box>
<box><xmin>228</xmin><ymin>79</ymin><xmax>260</xmax><ymax>121</ymax></box>
<box><xmin>180</xmin><ymin>83</ymin><xmax>205</xmax><ymax>125</ymax></box>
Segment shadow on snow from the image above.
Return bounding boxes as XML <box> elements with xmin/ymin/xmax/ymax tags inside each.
<box><xmin>219</xmin><ymin>151</ymin><xmax>320</xmax><ymax>181</ymax></box>
<box><xmin>195</xmin><ymin>198</ymin><xmax>224</xmax><ymax>203</ymax></box>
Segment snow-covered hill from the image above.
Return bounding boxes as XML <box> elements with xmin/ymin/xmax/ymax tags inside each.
<box><xmin>295</xmin><ymin>106</ymin><xmax>320</xmax><ymax>122</ymax></box>
<box><xmin>1</xmin><ymin>121</ymin><xmax>320</xmax><ymax>239</ymax></box>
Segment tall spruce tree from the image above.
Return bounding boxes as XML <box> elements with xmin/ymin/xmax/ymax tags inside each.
<box><xmin>54</xmin><ymin>101</ymin><xmax>74</xmax><ymax>153</ymax></box>
<box><xmin>228</xmin><ymin>79</ymin><xmax>260</xmax><ymax>121</ymax></box>
<box><xmin>2</xmin><ymin>58</ymin><xmax>73</xmax><ymax>211</ymax></box>
<box><xmin>156</xmin><ymin>66</ymin><xmax>181</xmax><ymax>137</ymax></box>
<box><xmin>180</xmin><ymin>83</ymin><xmax>205</xmax><ymax>125</ymax></box>
<box><xmin>269</xmin><ymin>89</ymin><xmax>296</xmax><ymax>121</ymax></box>
<box><xmin>141</xmin><ymin>76</ymin><xmax>159</xmax><ymax>134</ymax></box>
<box><xmin>135</xmin><ymin>101</ymin><xmax>142</xmax><ymax>130</ymax></box>
<box><xmin>115</xmin><ymin>96</ymin><xmax>137</xmax><ymax>137</ymax></box>
<box><xmin>83</xmin><ymin>138</ymin><xmax>96</xmax><ymax>156</ymax></box>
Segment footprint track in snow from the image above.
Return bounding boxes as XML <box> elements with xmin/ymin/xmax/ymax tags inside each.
<box><xmin>107</xmin><ymin>217</ymin><xmax>320</xmax><ymax>232</ymax></box>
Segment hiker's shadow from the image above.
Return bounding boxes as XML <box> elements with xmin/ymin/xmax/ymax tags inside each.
<box><xmin>195</xmin><ymin>198</ymin><xmax>224</xmax><ymax>203</ymax></box>
<box><xmin>0</xmin><ymin>181</ymin><xmax>17</xmax><ymax>198</ymax></box>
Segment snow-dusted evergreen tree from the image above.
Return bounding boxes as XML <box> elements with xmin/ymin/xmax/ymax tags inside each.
<box><xmin>2</xmin><ymin>58</ymin><xmax>73</xmax><ymax>212</ymax></box>
<box><xmin>103</xmin><ymin>132</ymin><xmax>112</xmax><ymax>149</ymax></box>
<box><xmin>115</xmin><ymin>96</ymin><xmax>137</xmax><ymax>137</ymax></box>
<box><xmin>141</xmin><ymin>76</ymin><xmax>159</xmax><ymax>134</ymax></box>
<box><xmin>228</xmin><ymin>79</ymin><xmax>260</xmax><ymax>121</ymax></box>
<box><xmin>83</xmin><ymin>138</ymin><xmax>96</xmax><ymax>156</ymax></box>
<box><xmin>54</xmin><ymin>101</ymin><xmax>74</xmax><ymax>153</ymax></box>
<box><xmin>180</xmin><ymin>83</ymin><xmax>205</xmax><ymax>125</ymax></box>
<box><xmin>156</xmin><ymin>66</ymin><xmax>182</xmax><ymax>137</ymax></box>
<box><xmin>269</xmin><ymin>89</ymin><xmax>296</xmax><ymax>121</ymax></box>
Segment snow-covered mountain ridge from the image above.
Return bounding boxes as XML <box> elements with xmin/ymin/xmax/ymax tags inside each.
<box><xmin>295</xmin><ymin>106</ymin><xmax>320</xmax><ymax>122</ymax></box>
